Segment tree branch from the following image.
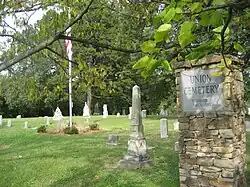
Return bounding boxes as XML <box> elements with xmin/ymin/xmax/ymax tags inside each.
<box><xmin>59</xmin><ymin>35</ymin><xmax>142</xmax><ymax>53</ymax></box>
<box><xmin>46</xmin><ymin>47</ymin><xmax>78</xmax><ymax>65</ymax></box>
<box><xmin>221</xmin><ymin>7</ymin><xmax>232</xmax><ymax>69</ymax></box>
<box><xmin>0</xmin><ymin>0</ymin><xmax>95</xmax><ymax>72</ymax></box>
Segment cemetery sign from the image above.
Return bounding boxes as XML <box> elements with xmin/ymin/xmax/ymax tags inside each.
<box><xmin>181</xmin><ymin>69</ymin><xmax>224</xmax><ymax>112</ymax></box>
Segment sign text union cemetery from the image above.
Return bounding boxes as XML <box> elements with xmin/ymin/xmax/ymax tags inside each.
<box><xmin>181</xmin><ymin>69</ymin><xmax>224</xmax><ymax>112</ymax></box>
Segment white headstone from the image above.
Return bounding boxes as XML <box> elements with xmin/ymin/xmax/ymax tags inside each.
<box><xmin>128</xmin><ymin>107</ymin><xmax>132</xmax><ymax>119</ymax></box>
<box><xmin>117</xmin><ymin>113</ymin><xmax>120</xmax><ymax>117</ymax></box>
<box><xmin>83</xmin><ymin>102</ymin><xmax>90</xmax><ymax>118</ymax></box>
<box><xmin>0</xmin><ymin>115</ymin><xmax>2</xmax><ymax>127</ymax></box>
<box><xmin>248</xmin><ymin>108</ymin><xmax>250</xmax><ymax>115</ymax></box>
<box><xmin>103</xmin><ymin>104</ymin><xmax>108</xmax><ymax>118</ymax></box>
<box><xmin>141</xmin><ymin>110</ymin><xmax>147</xmax><ymax>118</ymax></box>
<box><xmin>45</xmin><ymin>116</ymin><xmax>50</xmax><ymax>126</ymax></box>
<box><xmin>16</xmin><ymin>115</ymin><xmax>21</xmax><ymax>118</ymax></box>
<box><xmin>173</xmin><ymin>120</ymin><xmax>179</xmax><ymax>131</ymax></box>
<box><xmin>246</xmin><ymin>121</ymin><xmax>250</xmax><ymax>132</ymax></box>
<box><xmin>160</xmin><ymin>118</ymin><xmax>168</xmax><ymax>138</ymax></box>
<box><xmin>7</xmin><ymin>119</ymin><xmax>11</xmax><ymax>127</ymax></box>
<box><xmin>53</xmin><ymin>107</ymin><xmax>63</xmax><ymax>121</ymax></box>
<box><xmin>24</xmin><ymin>121</ymin><xmax>28</xmax><ymax>128</ymax></box>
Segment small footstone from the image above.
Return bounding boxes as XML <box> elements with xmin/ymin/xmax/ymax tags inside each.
<box><xmin>106</xmin><ymin>134</ymin><xmax>119</xmax><ymax>146</ymax></box>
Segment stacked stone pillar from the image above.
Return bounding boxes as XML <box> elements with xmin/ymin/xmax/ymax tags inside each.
<box><xmin>174</xmin><ymin>55</ymin><xmax>247</xmax><ymax>187</ymax></box>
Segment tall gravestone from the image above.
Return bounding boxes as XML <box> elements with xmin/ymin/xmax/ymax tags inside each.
<box><xmin>122</xmin><ymin>109</ymin><xmax>126</xmax><ymax>115</ymax></box>
<box><xmin>174</xmin><ymin>55</ymin><xmax>246</xmax><ymax>187</ymax></box>
<box><xmin>0</xmin><ymin>115</ymin><xmax>2</xmax><ymax>127</ymax></box>
<box><xmin>6</xmin><ymin>119</ymin><xmax>11</xmax><ymax>127</ymax></box>
<box><xmin>119</xmin><ymin>85</ymin><xmax>151</xmax><ymax>168</ymax></box>
<box><xmin>53</xmin><ymin>107</ymin><xmax>64</xmax><ymax>129</ymax></box>
<box><xmin>128</xmin><ymin>107</ymin><xmax>132</xmax><ymax>119</ymax></box>
<box><xmin>141</xmin><ymin>110</ymin><xmax>147</xmax><ymax>119</ymax></box>
<box><xmin>83</xmin><ymin>102</ymin><xmax>90</xmax><ymax>118</ymax></box>
<box><xmin>160</xmin><ymin>118</ymin><xmax>168</xmax><ymax>138</ymax></box>
<box><xmin>103</xmin><ymin>104</ymin><xmax>108</xmax><ymax>118</ymax></box>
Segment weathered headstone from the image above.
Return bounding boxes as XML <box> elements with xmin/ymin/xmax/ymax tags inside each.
<box><xmin>128</xmin><ymin>107</ymin><xmax>132</xmax><ymax>119</ymax></box>
<box><xmin>0</xmin><ymin>115</ymin><xmax>2</xmax><ymax>127</ymax></box>
<box><xmin>141</xmin><ymin>110</ymin><xmax>147</xmax><ymax>119</ymax></box>
<box><xmin>173</xmin><ymin>120</ymin><xmax>179</xmax><ymax>131</ymax></box>
<box><xmin>83</xmin><ymin>102</ymin><xmax>90</xmax><ymax>118</ymax></box>
<box><xmin>246</xmin><ymin>120</ymin><xmax>250</xmax><ymax>132</ymax></box>
<box><xmin>24</xmin><ymin>121</ymin><xmax>28</xmax><ymax>128</ymax></box>
<box><xmin>102</xmin><ymin>104</ymin><xmax>108</xmax><ymax>118</ymax></box>
<box><xmin>53</xmin><ymin>107</ymin><xmax>64</xmax><ymax>129</ymax></box>
<box><xmin>16</xmin><ymin>115</ymin><xmax>21</xmax><ymax>118</ymax></box>
<box><xmin>6</xmin><ymin>119</ymin><xmax>11</xmax><ymax>127</ymax></box>
<box><xmin>160</xmin><ymin>118</ymin><xmax>168</xmax><ymax>138</ymax></box>
<box><xmin>174</xmin><ymin>55</ymin><xmax>247</xmax><ymax>187</ymax></box>
<box><xmin>119</xmin><ymin>85</ymin><xmax>151</xmax><ymax>168</ymax></box>
<box><xmin>44</xmin><ymin>116</ymin><xmax>50</xmax><ymax>126</ymax></box>
<box><xmin>106</xmin><ymin>134</ymin><xmax>119</xmax><ymax>146</ymax></box>
<box><xmin>122</xmin><ymin>109</ymin><xmax>126</xmax><ymax>115</ymax></box>
<box><xmin>117</xmin><ymin>113</ymin><xmax>120</xmax><ymax>117</ymax></box>
<box><xmin>160</xmin><ymin>106</ymin><xmax>168</xmax><ymax>118</ymax></box>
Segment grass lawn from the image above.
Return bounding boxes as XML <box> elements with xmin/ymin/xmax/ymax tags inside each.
<box><xmin>0</xmin><ymin>116</ymin><xmax>249</xmax><ymax>187</ymax></box>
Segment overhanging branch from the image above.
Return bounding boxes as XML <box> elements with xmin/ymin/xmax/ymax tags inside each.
<box><xmin>59</xmin><ymin>35</ymin><xmax>142</xmax><ymax>53</ymax></box>
<box><xmin>0</xmin><ymin>0</ymin><xmax>95</xmax><ymax>71</ymax></box>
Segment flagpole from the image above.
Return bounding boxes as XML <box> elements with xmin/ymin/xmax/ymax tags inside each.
<box><xmin>68</xmin><ymin>11</ymin><xmax>73</xmax><ymax>128</ymax></box>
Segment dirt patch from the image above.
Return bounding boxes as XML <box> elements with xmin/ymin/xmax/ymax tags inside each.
<box><xmin>37</xmin><ymin>128</ymin><xmax>105</xmax><ymax>136</ymax></box>
<box><xmin>0</xmin><ymin>144</ymin><xmax>10</xmax><ymax>150</ymax></box>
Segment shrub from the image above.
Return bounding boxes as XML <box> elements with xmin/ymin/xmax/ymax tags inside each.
<box><xmin>89</xmin><ymin>122</ymin><xmax>99</xmax><ymax>130</ymax></box>
<box><xmin>37</xmin><ymin>125</ymin><xmax>47</xmax><ymax>133</ymax></box>
<box><xmin>63</xmin><ymin>125</ymin><xmax>79</xmax><ymax>134</ymax></box>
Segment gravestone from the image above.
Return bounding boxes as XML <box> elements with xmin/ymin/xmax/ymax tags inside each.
<box><xmin>141</xmin><ymin>110</ymin><xmax>147</xmax><ymax>119</ymax></box>
<box><xmin>122</xmin><ymin>109</ymin><xmax>126</xmax><ymax>115</ymax></box>
<box><xmin>0</xmin><ymin>115</ymin><xmax>2</xmax><ymax>127</ymax></box>
<box><xmin>24</xmin><ymin>121</ymin><xmax>28</xmax><ymax>128</ymax></box>
<box><xmin>53</xmin><ymin>107</ymin><xmax>64</xmax><ymax>129</ymax></box>
<box><xmin>173</xmin><ymin>120</ymin><xmax>179</xmax><ymax>131</ymax></box>
<box><xmin>119</xmin><ymin>85</ymin><xmax>151</xmax><ymax>168</ymax></box>
<box><xmin>160</xmin><ymin>106</ymin><xmax>168</xmax><ymax>118</ymax></box>
<box><xmin>128</xmin><ymin>107</ymin><xmax>132</xmax><ymax>119</ymax></box>
<box><xmin>160</xmin><ymin>118</ymin><xmax>168</xmax><ymax>138</ymax></box>
<box><xmin>246</xmin><ymin>120</ymin><xmax>250</xmax><ymax>132</ymax></box>
<box><xmin>83</xmin><ymin>102</ymin><xmax>90</xmax><ymax>118</ymax></box>
<box><xmin>174</xmin><ymin>55</ymin><xmax>247</xmax><ymax>187</ymax></box>
<box><xmin>117</xmin><ymin>113</ymin><xmax>120</xmax><ymax>117</ymax></box>
<box><xmin>107</xmin><ymin>134</ymin><xmax>119</xmax><ymax>146</ymax></box>
<box><xmin>6</xmin><ymin>119</ymin><xmax>11</xmax><ymax>127</ymax></box>
<box><xmin>45</xmin><ymin>116</ymin><xmax>50</xmax><ymax>126</ymax></box>
<box><xmin>16</xmin><ymin>115</ymin><xmax>21</xmax><ymax>118</ymax></box>
<box><xmin>103</xmin><ymin>104</ymin><xmax>108</xmax><ymax>118</ymax></box>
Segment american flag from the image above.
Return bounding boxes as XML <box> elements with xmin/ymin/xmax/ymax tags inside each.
<box><xmin>65</xmin><ymin>27</ymin><xmax>73</xmax><ymax>59</ymax></box>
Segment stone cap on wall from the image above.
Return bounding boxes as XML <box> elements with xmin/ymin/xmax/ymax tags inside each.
<box><xmin>173</xmin><ymin>54</ymin><xmax>242</xmax><ymax>70</ymax></box>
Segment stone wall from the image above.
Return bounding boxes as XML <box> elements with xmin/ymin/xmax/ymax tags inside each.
<box><xmin>174</xmin><ymin>54</ymin><xmax>247</xmax><ymax>187</ymax></box>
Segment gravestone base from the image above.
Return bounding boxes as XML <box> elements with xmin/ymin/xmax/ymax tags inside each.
<box><xmin>118</xmin><ymin>137</ymin><xmax>152</xmax><ymax>169</ymax></box>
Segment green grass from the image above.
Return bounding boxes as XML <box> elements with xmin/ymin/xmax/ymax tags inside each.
<box><xmin>0</xmin><ymin>116</ymin><xmax>249</xmax><ymax>187</ymax></box>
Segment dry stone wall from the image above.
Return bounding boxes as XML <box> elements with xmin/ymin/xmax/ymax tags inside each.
<box><xmin>174</xmin><ymin>54</ymin><xmax>247</xmax><ymax>187</ymax></box>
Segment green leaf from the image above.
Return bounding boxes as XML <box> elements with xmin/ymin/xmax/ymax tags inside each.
<box><xmin>221</xmin><ymin>58</ymin><xmax>232</xmax><ymax>66</ymax></box>
<box><xmin>200</xmin><ymin>12</ymin><xmax>210</xmax><ymax>26</ymax></box>
<box><xmin>211</xmin><ymin>71</ymin><xmax>223</xmax><ymax>76</ymax></box>
<box><xmin>180</xmin><ymin>21</ymin><xmax>195</xmax><ymax>34</ymax></box>
<box><xmin>157</xmin><ymin>24</ymin><xmax>172</xmax><ymax>32</ymax></box>
<box><xmin>163</xmin><ymin>8</ymin><xmax>176</xmax><ymax>23</ymax></box>
<box><xmin>212</xmin><ymin>0</ymin><xmax>225</xmax><ymax>5</ymax></box>
<box><xmin>161</xmin><ymin>60</ymin><xmax>172</xmax><ymax>71</ymax></box>
<box><xmin>178</xmin><ymin>32</ymin><xmax>195</xmax><ymax>48</ymax></box>
<box><xmin>210</xmin><ymin>11</ymin><xmax>223</xmax><ymax>27</ymax></box>
<box><xmin>213</xmin><ymin>25</ymin><xmax>230</xmax><ymax>35</ymax></box>
<box><xmin>189</xmin><ymin>2</ymin><xmax>202</xmax><ymax>13</ymax></box>
<box><xmin>234</xmin><ymin>43</ymin><xmax>245</xmax><ymax>52</ymax></box>
<box><xmin>133</xmin><ymin>56</ymin><xmax>150</xmax><ymax>69</ymax></box>
<box><xmin>185</xmin><ymin>52</ymin><xmax>202</xmax><ymax>60</ymax></box>
<box><xmin>140</xmin><ymin>40</ymin><xmax>156</xmax><ymax>53</ymax></box>
<box><xmin>154</xmin><ymin>31</ymin><xmax>167</xmax><ymax>43</ymax></box>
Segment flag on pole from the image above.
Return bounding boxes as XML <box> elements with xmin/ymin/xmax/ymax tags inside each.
<box><xmin>65</xmin><ymin>12</ymin><xmax>73</xmax><ymax>128</ymax></box>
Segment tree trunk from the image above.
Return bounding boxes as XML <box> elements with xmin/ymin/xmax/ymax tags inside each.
<box><xmin>87</xmin><ymin>87</ymin><xmax>92</xmax><ymax>114</ymax></box>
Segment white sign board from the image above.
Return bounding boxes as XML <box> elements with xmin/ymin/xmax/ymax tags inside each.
<box><xmin>181</xmin><ymin>69</ymin><xmax>224</xmax><ymax>112</ymax></box>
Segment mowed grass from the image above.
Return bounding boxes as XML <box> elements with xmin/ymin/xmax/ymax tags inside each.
<box><xmin>0</xmin><ymin>116</ymin><xmax>249</xmax><ymax>187</ymax></box>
